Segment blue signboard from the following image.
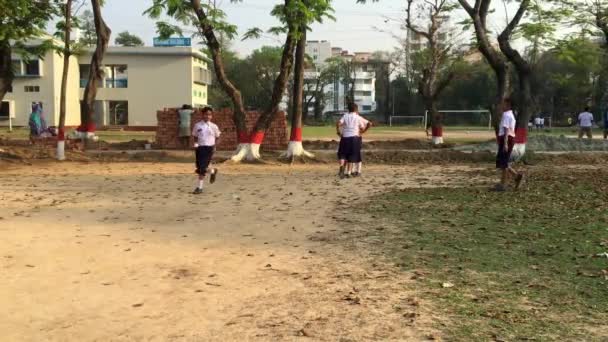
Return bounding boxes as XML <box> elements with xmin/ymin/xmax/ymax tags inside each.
<box><xmin>153</xmin><ymin>37</ymin><xmax>192</xmax><ymax>47</ymax></box>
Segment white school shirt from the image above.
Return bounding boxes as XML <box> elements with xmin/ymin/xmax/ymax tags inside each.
<box><xmin>192</xmin><ymin>120</ymin><xmax>221</xmax><ymax>146</ymax></box>
<box><xmin>498</xmin><ymin>110</ymin><xmax>516</xmax><ymax>137</ymax></box>
<box><xmin>534</xmin><ymin>117</ymin><xmax>541</xmax><ymax>125</ymax></box>
<box><xmin>339</xmin><ymin>112</ymin><xmax>369</xmax><ymax>138</ymax></box>
<box><xmin>578</xmin><ymin>112</ymin><xmax>594</xmax><ymax>127</ymax></box>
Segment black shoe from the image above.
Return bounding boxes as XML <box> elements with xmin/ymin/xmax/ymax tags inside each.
<box><xmin>352</xmin><ymin>172</ymin><xmax>360</xmax><ymax>177</ymax></box>
<box><xmin>344</xmin><ymin>174</ymin><xmax>351</xmax><ymax>178</ymax></box>
<box><xmin>210</xmin><ymin>169</ymin><xmax>218</xmax><ymax>184</ymax></box>
<box><xmin>193</xmin><ymin>188</ymin><xmax>203</xmax><ymax>194</ymax></box>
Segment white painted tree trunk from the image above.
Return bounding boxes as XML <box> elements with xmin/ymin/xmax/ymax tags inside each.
<box><xmin>282</xmin><ymin>141</ymin><xmax>314</xmax><ymax>159</ymax></box>
<box><xmin>230</xmin><ymin>143</ymin><xmax>262</xmax><ymax>162</ymax></box>
<box><xmin>432</xmin><ymin>136</ymin><xmax>444</xmax><ymax>145</ymax></box>
<box><xmin>56</xmin><ymin>140</ymin><xmax>66</xmax><ymax>161</ymax></box>
<box><xmin>511</xmin><ymin>143</ymin><xmax>526</xmax><ymax>162</ymax></box>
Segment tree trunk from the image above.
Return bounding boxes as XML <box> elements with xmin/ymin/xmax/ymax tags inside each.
<box><xmin>57</xmin><ymin>0</ymin><xmax>73</xmax><ymax>160</ymax></box>
<box><xmin>458</xmin><ymin>0</ymin><xmax>510</xmax><ymax>134</ymax></box>
<box><xmin>0</xmin><ymin>40</ymin><xmax>13</xmax><ymax>103</ymax></box>
<box><xmin>230</xmin><ymin>0</ymin><xmax>298</xmax><ymax>161</ymax></box>
<box><xmin>498</xmin><ymin>0</ymin><xmax>531</xmax><ymax>159</ymax></box>
<box><xmin>284</xmin><ymin>26</ymin><xmax>313</xmax><ymax>160</ymax></box>
<box><xmin>81</xmin><ymin>0</ymin><xmax>111</xmax><ymax>136</ymax></box>
<box><xmin>190</xmin><ymin>0</ymin><xmax>248</xmax><ymax>145</ymax></box>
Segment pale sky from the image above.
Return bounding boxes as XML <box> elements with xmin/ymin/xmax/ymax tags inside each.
<box><xmin>57</xmin><ymin>0</ymin><xmax>537</xmax><ymax>57</ymax></box>
<box><xmin>65</xmin><ymin>0</ymin><xmax>421</xmax><ymax>56</ymax></box>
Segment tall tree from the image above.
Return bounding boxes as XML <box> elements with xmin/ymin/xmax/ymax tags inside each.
<box><xmin>115</xmin><ymin>31</ymin><xmax>144</xmax><ymax>47</ymax></box>
<box><xmin>0</xmin><ymin>0</ymin><xmax>58</xmax><ymax>103</ymax></box>
<box><xmin>497</xmin><ymin>0</ymin><xmax>533</xmax><ymax>155</ymax></box>
<box><xmin>458</xmin><ymin>0</ymin><xmax>510</xmax><ymax>133</ymax></box>
<box><xmin>57</xmin><ymin>0</ymin><xmax>74</xmax><ymax>160</ymax></box>
<box><xmin>404</xmin><ymin>0</ymin><xmax>458</xmax><ymax>144</ymax></box>
<box><xmin>80</xmin><ymin>0</ymin><xmax>111</xmax><ymax>135</ymax></box>
<box><xmin>281</xmin><ymin>0</ymin><xmax>334</xmax><ymax>159</ymax></box>
<box><xmin>284</xmin><ymin>24</ymin><xmax>314</xmax><ymax>159</ymax></box>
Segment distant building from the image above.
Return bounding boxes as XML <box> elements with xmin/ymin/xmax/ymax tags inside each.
<box><xmin>304</xmin><ymin>42</ymin><xmax>379</xmax><ymax>114</ymax></box>
<box><xmin>1</xmin><ymin>40</ymin><xmax>211</xmax><ymax>129</ymax></box>
<box><xmin>305</xmin><ymin>40</ymin><xmax>332</xmax><ymax>66</ymax></box>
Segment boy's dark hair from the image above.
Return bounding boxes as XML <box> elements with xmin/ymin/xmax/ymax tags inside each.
<box><xmin>202</xmin><ymin>106</ymin><xmax>213</xmax><ymax>114</ymax></box>
<box><xmin>347</xmin><ymin>103</ymin><xmax>358</xmax><ymax>113</ymax></box>
<box><xmin>181</xmin><ymin>104</ymin><xmax>192</xmax><ymax>110</ymax></box>
<box><xmin>584</xmin><ymin>106</ymin><xmax>590</xmax><ymax>111</ymax></box>
<box><xmin>503</xmin><ymin>98</ymin><xmax>512</xmax><ymax>107</ymax></box>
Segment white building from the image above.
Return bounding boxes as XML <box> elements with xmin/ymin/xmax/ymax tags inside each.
<box><xmin>1</xmin><ymin>41</ymin><xmax>211</xmax><ymax>129</ymax></box>
<box><xmin>305</xmin><ymin>40</ymin><xmax>332</xmax><ymax>66</ymax></box>
<box><xmin>304</xmin><ymin>42</ymin><xmax>378</xmax><ymax>115</ymax></box>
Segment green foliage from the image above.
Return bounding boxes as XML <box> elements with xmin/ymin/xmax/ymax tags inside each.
<box><xmin>0</xmin><ymin>0</ymin><xmax>59</xmax><ymax>42</ymax></box>
<box><xmin>77</xmin><ymin>9</ymin><xmax>97</xmax><ymax>47</ymax></box>
<box><xmin>145</xmin><ymin>0</ymin><xmax>241</xmax><ymax>41</ymax></box>
<box><xmin>115</xmin><ymin>31</ymin><xmax>144</xmax><ymax>47</ymax></box>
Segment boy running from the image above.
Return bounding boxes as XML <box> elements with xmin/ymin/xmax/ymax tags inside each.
<box><xmin>192</xmin><ymin>107</ymin><xmax>220</xmax><ymax>194</ymax></box>
<box><xmin>336</xmin><ymin>103</ymin><xmax>372</xmax><ymax>179</ymax></box>
<box><xmin>495</xmin><ymin>98</ymin><xmax>523</xmax><ymax>192</ymax></box>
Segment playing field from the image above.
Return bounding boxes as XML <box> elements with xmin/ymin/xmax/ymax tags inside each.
<box><xmin>1</xmin><ymin>155</ymin><xmax>606</xmax><ymax>341</ymax></box>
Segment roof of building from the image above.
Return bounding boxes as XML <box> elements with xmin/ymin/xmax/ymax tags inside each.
<box><xmin>82</xmin><ymin>46</ymin><xmax>211</xmax><ymax>62</ymax></box>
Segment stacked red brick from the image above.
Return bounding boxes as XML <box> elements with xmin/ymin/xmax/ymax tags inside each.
<box><xmin>156</xmin><ymin>108</ymin><xmax>288</xmax><ymax>151</ymax></box>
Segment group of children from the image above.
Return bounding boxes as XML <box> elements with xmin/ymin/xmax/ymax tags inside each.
<box><xmin>336</xmin><ymin>103</ymin><xmax>372</xmax><ymax>179</ymax></box>
<box><xmin>187</xmin><ymin>99</ymin><xmax>525</xmax><ymax>194</ymax></box>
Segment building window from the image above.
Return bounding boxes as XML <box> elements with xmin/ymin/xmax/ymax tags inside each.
<box><xmin>79</xmin><ymin>64</ymin><xmax>90</xmax><ymax>88</ymax></box>
<box><xmin>109</xmin><ymin>101</ymin><xmax>128</xmax><ymax>125</ymax></box>
<box><xmin>0</xmin><ymin>101</ymin><xmax>10</xmax><ymax>118</ymax></box>
<box><xmin>12</xmin><ymin>59</ymin><xmax>42</xmax><ymax>77</ymax></box>
<box><xmin>362</xmin><ymin>105</ymin><xmax>372</xmax><ymax>111</ymax></box>
<box><xmin>25</xmin><ymin>60</ymin><xmax>40</xmax><ymax>76</ymax></box>
<box><xmin>24</xmin><ymin>86</ymin><xmax>40</xmax><ymax>92</ymax></box>
<box><xmin>105</xmin><ymin>65</ymin><xmax>128</xmax><ymax>88</ymax></box>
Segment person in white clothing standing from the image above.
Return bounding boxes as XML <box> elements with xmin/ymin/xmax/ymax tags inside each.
<box><xmin>336</xmin><ymin>103</ymin><xmax>372</xmax><ymax>179</ymax></box>
<box><xmin>578</xmin><ymin>107</ymin><xmax>594</xmax><ymax>139</ymax></box>
<box><xmin>192</xmin><ymin>107</ymin><xmax>221</xmax><ymax>194</ymax></box>
<box><xmin>495</xmin><ymin>98</ymin><xmax>523</xmax><ymax>191</ymax></box>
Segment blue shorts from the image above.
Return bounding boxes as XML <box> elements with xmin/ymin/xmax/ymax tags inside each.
<box><xmin>338</xmin><ymin>136</ymin><xmax>362</xmax><ymax>163</ymax></box>
<box><xmin>195</xmin><ymin>146</ymin><xmax>214</xmax><ymax>175</ymax></box>
<box><xmin>496</xmin><ymin>136</ymin><xmax>514</xmax><ymax>169</ymax></box>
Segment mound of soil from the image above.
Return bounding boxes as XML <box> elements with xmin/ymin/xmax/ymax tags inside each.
<box><xmin>304</xmin><ymin>138</ymin><xmax>450</xmax><ymax>150</ymax></box>
<box><xmin>456</xmin><ymin>135</ymin><xmax>608</xmax><ymax>152</ymax></box>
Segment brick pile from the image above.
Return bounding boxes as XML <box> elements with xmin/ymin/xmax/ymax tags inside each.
<box><xmin>156</xmin><ymin>108</ymin><xmax>288</xmax><ymax>151</ymax></box>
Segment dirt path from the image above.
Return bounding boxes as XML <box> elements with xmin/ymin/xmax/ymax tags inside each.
<box><xmin>0</xmin><ymin>162</ymin><xmax>486</xmax><ymax>341</ymax></box>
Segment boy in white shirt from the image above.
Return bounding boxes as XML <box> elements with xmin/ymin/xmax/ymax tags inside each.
<box><xmin>336</xmin><ymin>103</ymin><xmax>372</xmax><ymax>178</ymax></box>
<box><xmin>495</xmin><ymin>98</ymin><xmax>523</xmax><ymax>191</ymax></box>
<box><xmin>578</xmin><ymin>107</ymin><xmax>594</xmax><ymax>139</ymax></box>
<box><xmin>192</xmin><ymin>107</ymin><xmax>221</xmax><ymax>194</ymax></box>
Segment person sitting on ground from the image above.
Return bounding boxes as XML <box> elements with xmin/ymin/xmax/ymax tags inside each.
<box><xmin>494</xmin><ymin>98</ymin><xmax>524</xmax><ymax>192</ymax></box>
<box><xmin>577</xmin><ymin>106</ymin><xmax>594</xmax><ymax>139</ymax></box>
<box><xmin>28</xmin><ymin>103</ymin><xmax>49</xmax><ymax>142</ymax></box>
<box><xmin>336</xmin><ymin>103</ymin><xmax>371</xmax><ymax>179</ymax></box>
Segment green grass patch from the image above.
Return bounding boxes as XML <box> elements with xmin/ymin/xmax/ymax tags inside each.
<box><xmin>365</xmin><ymin>169</ymin><xmax>608</xmax><ymax>340</ymax></box>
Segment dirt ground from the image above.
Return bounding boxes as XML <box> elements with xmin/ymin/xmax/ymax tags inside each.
<box><xmin>0</xmin><ymin>160</ymin><xmax>491</xmax><ymax>341</ymax></box>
